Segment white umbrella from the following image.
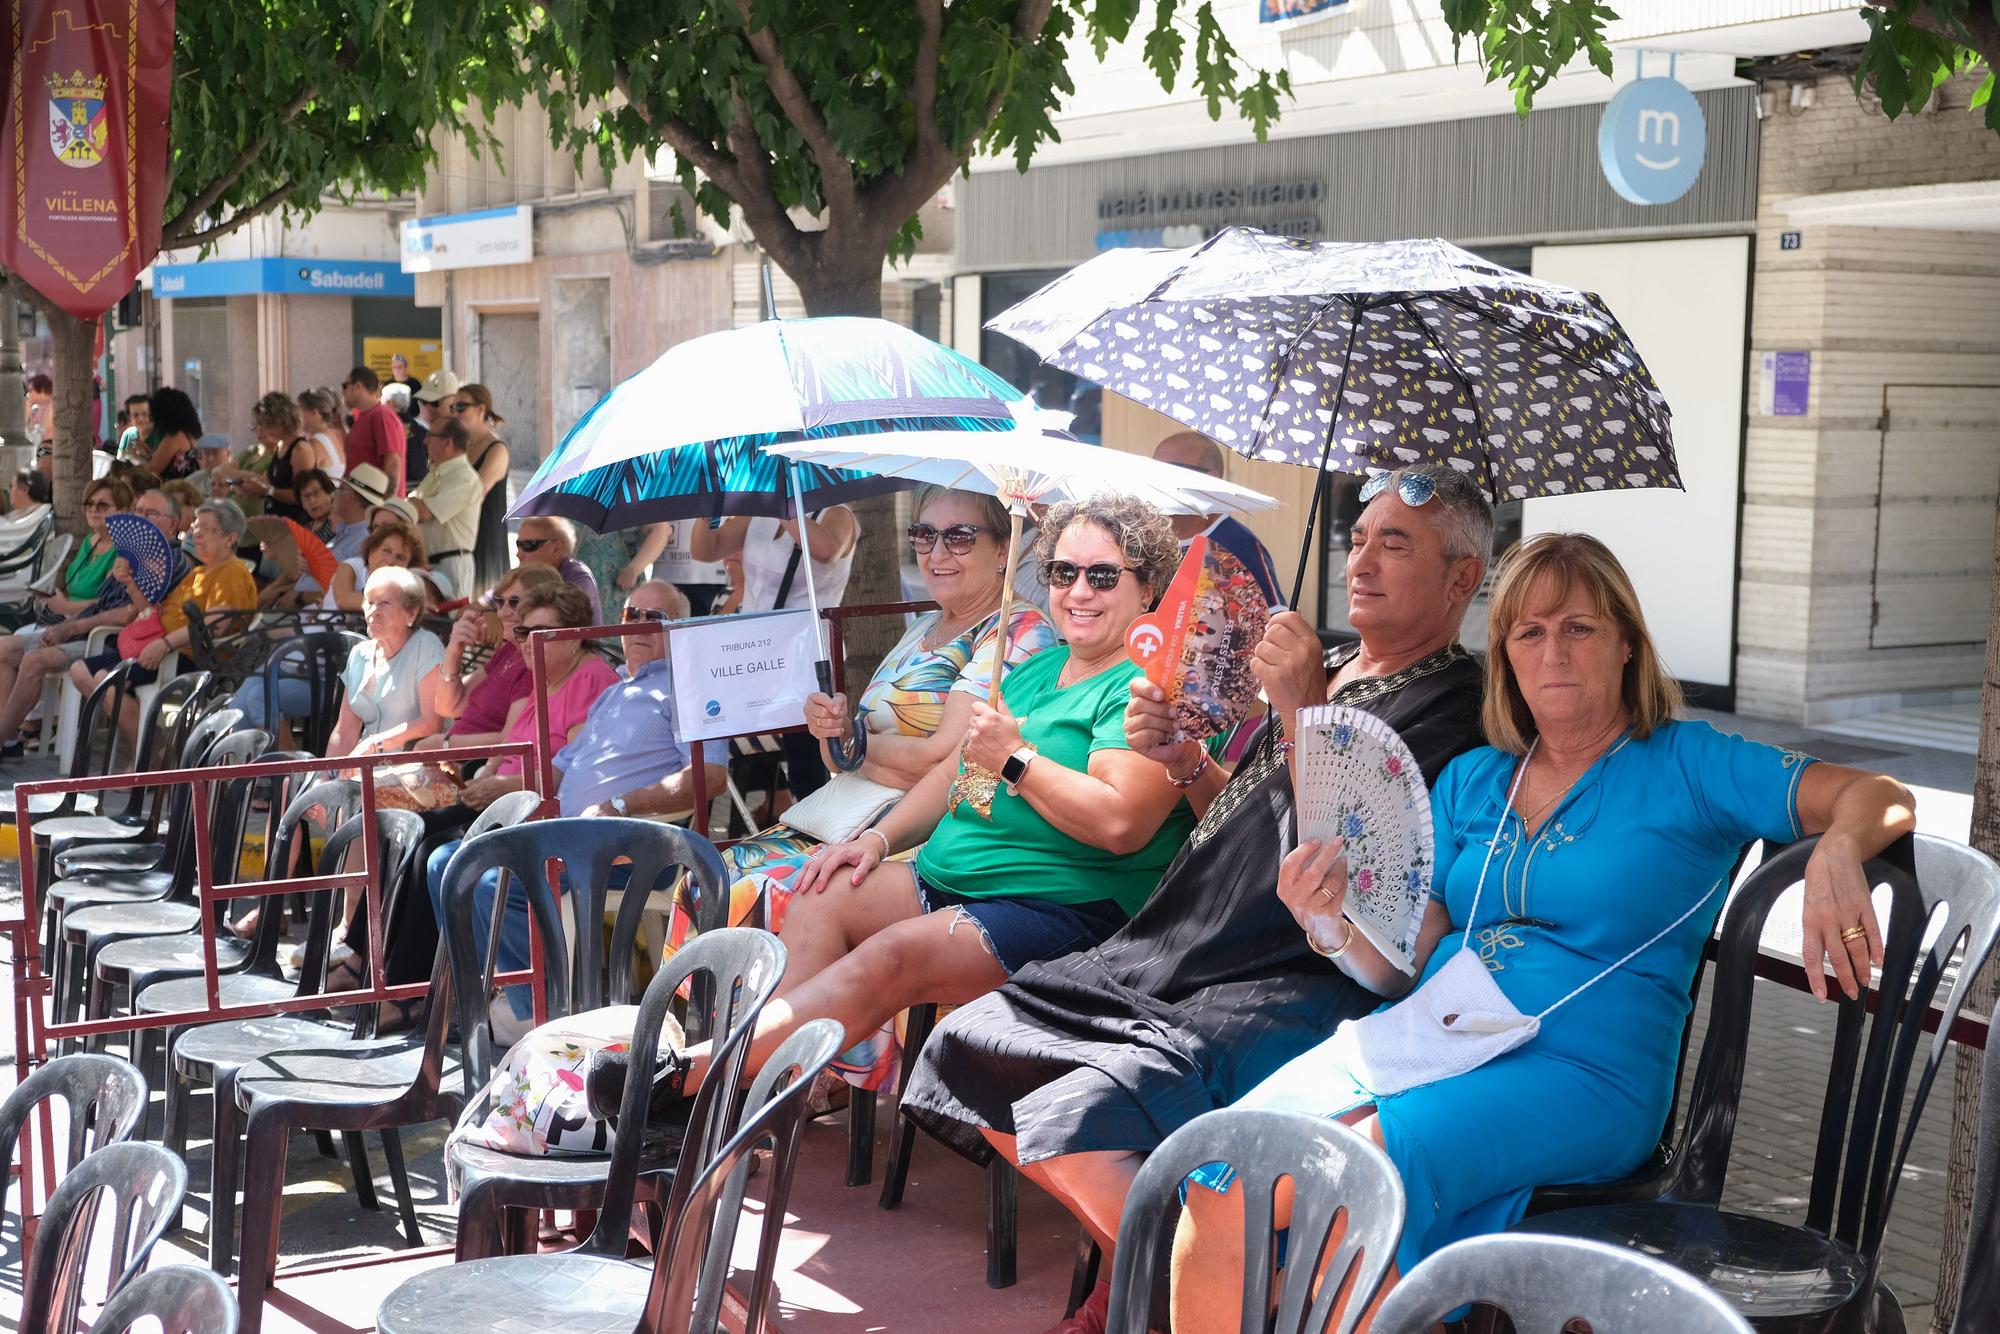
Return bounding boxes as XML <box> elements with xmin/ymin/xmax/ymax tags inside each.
<box><xmin>769</xmin><ymin>430</ymin><xmax>1278</xmax><ymax>810</ymax></box>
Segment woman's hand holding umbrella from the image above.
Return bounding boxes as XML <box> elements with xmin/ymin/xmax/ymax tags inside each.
<box><xmin>961</xmin><ymin>695</ymin><xmax>1027</xmax><ymax>775</ymax></box>
<box><xmin>803</xmin><ymin>691</ymin><xmax>855</xmax><ymax>745</ymax></box>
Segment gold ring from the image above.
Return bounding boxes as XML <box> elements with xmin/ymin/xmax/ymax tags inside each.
<box><xmin>1839</xmin><ymin>923</ymin><xmax>1868</xmax><ymax>943</ymax></box>
<box><xmin>1313</xmin><ymin>885</ymin><xmax>1336</xmax><ymax>901</ymax></box>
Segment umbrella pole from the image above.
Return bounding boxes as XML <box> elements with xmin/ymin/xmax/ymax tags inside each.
<box><xmin>790</xmin><ymin>462</ymin><xmax>867</xmax><ymax>772</ymax></box>
<box><xmin>1282</xmin><ymin>307</ymin><xmax>1361</xmax><ymax>613</ymax></box>
<box><xmin>989</xmin><ymin>507</ymin><xmax>1026</xmax><ymax>702</ymax></box>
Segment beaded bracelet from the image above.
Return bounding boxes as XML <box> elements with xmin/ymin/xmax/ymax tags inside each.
<box><xmin>861</xmin><ymin>827</ymin><xmax>892</xmax><ymax>856</ymax></box>
<box><xmin>1276</xmin><ymin>737</ymin><xmax>1296</xmax><ymax>759</ymax></box>
<box><xmin>1169</xmin><ymin>751</ymin><xmax>1210</xmax><ymax>790</ymax></box>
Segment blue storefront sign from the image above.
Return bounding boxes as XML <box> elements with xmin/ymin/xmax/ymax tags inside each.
<box><xmin>151</xmin><ymin>257</ymin><xmax>414</xmax><ymax>299</ymax></box>
<box><xmin>1598</xmin><ymin>76</ymin><xmax>1707</xmax><ymax>206</ymax></box>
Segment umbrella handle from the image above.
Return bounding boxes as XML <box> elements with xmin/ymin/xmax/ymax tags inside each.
<box><xmin>818</xmin><ymin>658</ymin><xmax>869</xmax><ymax>773</ymax></box>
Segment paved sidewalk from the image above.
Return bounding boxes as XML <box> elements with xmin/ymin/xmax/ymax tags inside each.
<box><xmin>0</xmin><ymin>708</ymin><xmax>1983</xmax><ymax>1330</ymax></box>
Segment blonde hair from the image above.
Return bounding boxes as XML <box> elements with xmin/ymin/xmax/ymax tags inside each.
<box><xmin>1483</xmin><ymin>532</ymin><xmax>1681</xmax><ymax>755</ymax></box>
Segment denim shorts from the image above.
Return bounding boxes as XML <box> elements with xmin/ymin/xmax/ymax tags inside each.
<box><xmin>911</xmin><ymin>872</ymin><xmax>1128</xmax><ymax>975</ymax></box>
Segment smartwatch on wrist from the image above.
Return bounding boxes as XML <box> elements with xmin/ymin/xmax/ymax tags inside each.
<box><xmin>1000</xmin><ymin>744</ymin><xmax>1037</xmax><ymax>795</ymax></box>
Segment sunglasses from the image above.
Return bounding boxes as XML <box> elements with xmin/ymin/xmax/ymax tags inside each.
<box><xmin>512</xmin><ymin>622</ymin><xmax>564</xmax><ymax>643</ymax></box>
<box><xmin>485</xmin><ymin>593</ymin><xmax>525</xmax><ymax>611</ymax></box>
<box><xmin>907</xmin><ymin>522</ymin><xmax>985</xmax><ymax>555</ymax></box>
<box><xmin>621</xmin><ymin>605</ymin><xmax>673</xmax><ymax>624</ymax></box>
<box><xmin>1358</xmin><ymin>471</ymin><xmax>1438</xmax><ymax>507</ymax></box>
<box><xmin>514</xmin><ymin>537</ymin><xmax>551</xmax><ymax>552</ymax></box>
<box><xmin>83</xmin><ymin>499</ymin><xmax>113</xmax><ymax>511</ymax></box>
<box><xmin>451</xmin><ymin>403</ymin><xmax>478</xmax><ymax>415</ymax></box>
<box><xmin>1042</xmin><ymin>560</ymin><xmax>1136</xmax><ymax>592</ymax></box>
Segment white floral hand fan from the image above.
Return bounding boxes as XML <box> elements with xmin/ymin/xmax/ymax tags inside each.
<box><xmin>1292</xmin><ymin>704</ymin><xmax>1434</xmax><ymax>975</ymax></box>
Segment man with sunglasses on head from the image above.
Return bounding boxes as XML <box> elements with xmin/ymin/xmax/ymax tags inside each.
<box><xmin>1153</xmin><ymin>431</ymin><xmax>1285</xmax><ymax>610</ymax></box>
<box><xmin>898</xmin><ymin>464</ymin><xmax>1494</xmax><ymax>1334</ymax></box>
<box><xmin>512</xmin><ymin>515</ymin><xmax>602</xmax><ymax>622</ymax></box>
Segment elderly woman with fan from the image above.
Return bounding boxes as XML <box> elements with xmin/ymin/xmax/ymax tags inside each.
<box><xmin>1169</xmin><ymin>531</ymin><xmax>1917</xmax><ymax>1331</ymax></box>
<box><xmin>662</xmin><ymin>494</ymin><xmax>1195</xmax><ymax>1097</ymax></box>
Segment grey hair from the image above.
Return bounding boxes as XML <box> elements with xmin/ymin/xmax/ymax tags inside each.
<box><xmin>363</xmin><ymin>563</ymin><xmax>427</xmax><ymax>613</ymax></box>
<box><xmin>1033</xmin><ymin>494</ymin><xmax>1180</xmax><ymax>594</ymax></box>
<box><xmin>1365</xmin><ymin>465</ymin><xmax>1494</xmax><ymax>562</ymax></box>
<box><xmin>911</xmin><ymin>485</ymin><xmax>1010</xmax><ymax>544</ymax></box>
<box><xmin>146</xmin><ymin>487</ymin><xmax>181</xmax><ymax>520</ymax></box>
<box><xmin>197</xmin><ymin>498</ymin><xmax>247</xmax><ymax>542</ymax></box>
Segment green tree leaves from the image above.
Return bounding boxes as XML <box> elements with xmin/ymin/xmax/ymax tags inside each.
<box><xmin>161</xmin><ymin>0</ymin><xmax>530</xmax><ymax>249</ymax></box>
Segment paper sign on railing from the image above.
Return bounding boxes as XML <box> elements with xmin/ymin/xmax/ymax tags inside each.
<box><xmin>669</xmin><ymin>609</ymin><xmax>819</xmax><ymax>742</ymax></box>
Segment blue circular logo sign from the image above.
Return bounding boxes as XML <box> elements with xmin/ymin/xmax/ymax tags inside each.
<box><xmin>1599</xmin><ymin>77</ymin><xmax>1706</xmax><ymax>206</ymax></box>
<box><xmin>704</xmin><ymin>699</ymin><xmax>722</xmax><ymax>718</ymax></box>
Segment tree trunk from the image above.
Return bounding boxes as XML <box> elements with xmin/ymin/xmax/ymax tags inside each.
<box><xmin>1933</xmin><ymin>495</ymin><xmax>2000</xmax><ymax>1332</ymax></box>
<box><xmin>44</xmin><ymin>306</ymin><xmax>97</xmax><ymax>534</ymax></box>
<box><xmin>790</xmin><ymin>257</ymin><xmax>909</xmax><ymax>692</ymax></box>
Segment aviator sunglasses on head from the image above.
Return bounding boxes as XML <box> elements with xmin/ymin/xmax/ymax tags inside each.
<box><xmin>1358</xmin><ymin>471</ymin><xmax>1439</xmax><ymax>507</ymax></box>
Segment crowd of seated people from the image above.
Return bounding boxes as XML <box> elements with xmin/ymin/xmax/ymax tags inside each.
<box><xmin>17</xmin><ymin>413</ymin><xmax>1927</xmax><ymax>1334</ymax></box>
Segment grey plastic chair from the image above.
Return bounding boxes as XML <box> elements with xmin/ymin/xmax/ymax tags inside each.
<box><xmin>168</xmin><ymin>807</ymin><xmax>425</xmax><ymax>1276</ymax></box>
<box><xmin>89</xmin><ymin>1265</ymin><xmax>240</xmax><ymax>1334</ymax></box>
<box><xmin>225</xmin><ymin>802</ymin><xmax>550</xmax><ymax>1331</ymax></box>
<box><xmin>375</xmin><ymin>1002</ymin><xmax>832</xmax><ymax>1334</ymax></box>
<box><xmin>20</xmin><ymin>1140</ymin><xmax>188</xmax><ymax>1334</ymax></box>
<box><xmin>1518</xmin><ymin>834</ymin><xmax>2000</xmax><ymax>1331</ymax></box>
<box><xmin>1106</xmin><ymin>1108</ymin><xmax>1405</xmax><ymax>1334</ymax></box>
<box><xmin>441</xmin><ymin>817</ymin><xmax>736</xmax><ymax>1261</ymax></box>
<box><xmin>0</xmin><ymin>1053</ymin><xmax>148</xmax><ymax>1205</ymax></box>
<box><xmin>51</xmin><ymin>728</ymin><xmax>270</xmax><ymax>1053</ymax></box>
<box><xmin>86</xmin><ymin>754</ymin><xmax>322</xmax><ymax>1056</ymax></box>
<box><xmin>39</xmin><ymin>705</ymin><xmax>242</xmax><ymax>1001</ymax></box>
<box><xmin>1373</xmin><ymin>1233</ymin><xmax>1753</xmax><ymax>1334</ymax></box>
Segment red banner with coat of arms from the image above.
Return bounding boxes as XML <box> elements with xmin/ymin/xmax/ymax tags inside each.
<box><xmin>0</xmin><ymin>0</ymin><xmax>175</xmax><ymax>320</ymax></box>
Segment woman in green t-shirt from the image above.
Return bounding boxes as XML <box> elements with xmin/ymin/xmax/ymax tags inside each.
<box><xmin>684</xmin><ymin>495</ymin><xmax>1196</xmax><ymax>1089</ymax></box>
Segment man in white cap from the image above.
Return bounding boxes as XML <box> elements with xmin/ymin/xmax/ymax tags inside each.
<box><xmin>332</xmin><ymin>463</ymin><xmax>392</xmax><ymax>561</ymax></box>
<box><xmin>409</xmin><ymin>417</ymin><xmax>480</xmax><ymax>600</ymax></box>
<box><xmin>408</xmin><ymin>368</ymin><xmax>459</xmax><ymax>488</ymax></box>
<box><xmin>185</xmin><ymin>434</ymin><xmax>234</xmax><ymax>499</ymax></box>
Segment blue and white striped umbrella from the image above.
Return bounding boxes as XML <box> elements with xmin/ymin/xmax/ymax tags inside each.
<box><xmin>511</xmin><ymin>317</ymin><xmax>1044</xmax><ymax>532</ymax></box>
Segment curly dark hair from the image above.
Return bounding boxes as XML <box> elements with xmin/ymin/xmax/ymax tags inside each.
<box><xmin>1032</xmin><ymin>494</ymin><xmax>1180</xmax><ymax>596</ymax></box>
<box><xmin>147</xmin><ymin>386</ymin><xmax>202</xmax><ymax>439</ymax></box>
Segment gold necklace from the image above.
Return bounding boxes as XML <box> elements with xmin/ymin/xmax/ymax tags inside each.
<box><xmin>1058</xmin><ymin>651</ymin><xmax>1120</xmax><ymax>689</ymax></box>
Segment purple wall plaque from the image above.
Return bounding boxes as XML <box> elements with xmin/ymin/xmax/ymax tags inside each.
<box><xmin>1764</xmin><ymin>350</ymin><xmax>1810</xmax><ymax>416</ymax></box>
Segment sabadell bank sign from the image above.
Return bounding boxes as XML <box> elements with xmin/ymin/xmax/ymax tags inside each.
<box><xmin>149</xmin><ymin>257</ymin><xmax>414</xmax><ymax>299</ymax></box>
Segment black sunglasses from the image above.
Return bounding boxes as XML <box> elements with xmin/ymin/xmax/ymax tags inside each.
<box><xmin>621</xmin><ymin>605</ymin><xmax>672</xmax><ymax>624</ymax></box>
<box><xmin>907</xmin><ymin>522</ymin><xmax>985</xmax><ymax>555</ymax></box>
<box><xmin>512</xmin><ymin>622</ymin><xmax>565</xmax><ymax>643</ymax></box>
<box><xmin>1042</xmin><ymin>560</ymin><xmax>1137</xmax><ymax>591</ymax></box>
<box><xmin>514</xmin><ymin>537</ymin><xmax>551</xmax><ymax>552</ymax></box>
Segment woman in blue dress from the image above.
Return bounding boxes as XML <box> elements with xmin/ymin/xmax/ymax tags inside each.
<box><xmin>1172</xmin><ymin>532</ymin><xmax>1917</xmax><ymax>1331</ymax></box>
